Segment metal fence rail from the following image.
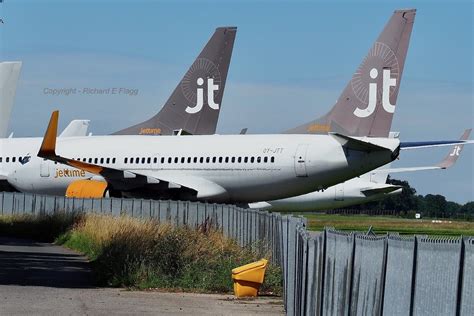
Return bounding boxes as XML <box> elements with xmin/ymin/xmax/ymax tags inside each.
<box><xmin>0</xmin><ymin>192</ymin><xmax>472</xmax><ymax>315</ymax></box>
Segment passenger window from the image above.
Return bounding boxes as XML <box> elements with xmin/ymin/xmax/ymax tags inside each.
<box><xmin>0</xmin><ymin>157</ymin><xmax>2</xmax><ymax>163</ymax></box>
<box><xmin>212</xmin><ymin>157</ymin><xmax>216</xmax><ymax>163</ymax></box>
<box><xmin>244</xmin><ymin>157</ymin><xmax>248</xmax><ymax>163</ymax></box>
<box><xmin>168</xmin><ymin>157</ymin><xmax>172</xmax><ymax>163</ymax></box>
<box><xmin>106</xmin><ymin>158</ymin><xmax>110</xmax><ymax>164</ymax></box>
<box><xmin>174</xmin><ymin>157</ymin><xmax>178</xmax><ymax>163</ymax></box>
<box><xmin>193</xmin><ymin>157</ymin><xmax>198</xmax><ymax>163</ymax></box>
<box><xmin>12</xmin><ymin>157</ymin><xmax>16</xmax><ymax>163</ymax></box>
<box><xmin>181</xmin><ymin>157</ymin><xmax>185</xmax><ymax>163</ymax></box>
<box><xmin>100</xmin><ymin>158</ymin><xmax>104</xmax><ymax>164</ymax></box>
<box><xmin>231</xmin><ymin>157</ymin><xmax>235</xmax><ymax>163</ymax></box>
<box><xmin>6</xmin><ymin>157</ymin><xmax>9</xmax><ymax>163</ymax></box>
<box><xmin>271</xmin><ymin>157</ymin><xmax>275</xmax><ymax>163</ymax></box>
<box><xmin>88</xmin><ymin>158</ymin><xmax>92</xmax><ymax>163</ymax></box>
<box><xmin>112</xmin><ymin>158</ymin><xmax>116</xmax><ymax>164</ymax></box>
<box><xmin>153</xmin><ymin>157</ymin><xmax>157</xmax><ymax>164</ymax></box>
<box><xmin>199</xmin><ymin>157</ymin><xmax>204</xmax><ymax>163</ymax></box>
<box><xmin>237</xmin><ymin>157</ymin><xmax>242</xmax><ymax>163</ymax></box>
<box><xmin>264</xmin><ymin>157</ymin><xmax>268</xmax><ymax>163</ymax></box>
<box><xmin>187</xmin><ymin>157</ymin><xmax>191</xmax><ymax>163</ymax></box>
<box><xmin>257</xmin><ymin>157</ymin><xmax>261</xmax><ymax>163</ymax></box>
<box><xmin>206</xmin><ymin>157</ymin><xmax>210</xmax><ymax>163</ymax></box>
<box><xmin>147</xmin><ymin>157</ymin><xmax>151</xmax><ymax>164</ymax></box>
<box><xmin>219</xmin><ymin>157</ymin><xmax>223</xmax><ymax>163</ymax></box>
<box><xmin>225</xmin><ymin>157</ymin><xmax>229</xmax><ymax>163</ymax></box>
<box><xmin>159</xmin><ymin>157</ymin><xmax>163</xmax><ymax>164</ymax></box>
<box><xmin>141</xmin><ymin>157</ymin><xmax>145</xmax><ymax>164</ymax></box>
<box><xmin>250</xmin><ymin>157</ymin><xmax>255</xmax><ymax>163</ymax></box>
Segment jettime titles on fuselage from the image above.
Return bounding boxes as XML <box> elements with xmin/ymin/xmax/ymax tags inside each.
<box><xmin>55</xmin><ymin>169</ymin><xmax>86</xmax><ymax>178</ymax></box>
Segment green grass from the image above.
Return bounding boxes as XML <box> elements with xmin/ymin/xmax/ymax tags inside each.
<box><xmin>300</xmin><ymin>213</ymin><xmax>474</xmax><ymax>236</ymax></box>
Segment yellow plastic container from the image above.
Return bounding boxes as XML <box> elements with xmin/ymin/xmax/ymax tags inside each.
<box><xmin>232</xmin><ymin>259</ymin><xmax>268</xmax><ymax>297</ymax></box>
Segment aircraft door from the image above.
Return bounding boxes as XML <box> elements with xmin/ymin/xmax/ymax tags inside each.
<box><xmin>40</xmin><ymin>159</ymin><xmax>50</xmax><ymax>177</ymax></box>
<box><xmin>294</xmin><ymin>144</ymin><xmax>309</xmax><ymax>177</ymax></box>
<box><xmin>335</xmin><ymin>184</ymin><xmax>344</xmax><ymax>201</ymax></box>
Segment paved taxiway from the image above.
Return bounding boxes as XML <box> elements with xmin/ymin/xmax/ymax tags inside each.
<box><xmin>0</xmin><ymin>237</ymin><xmax>283</xmax><ymax>315</ymax></box>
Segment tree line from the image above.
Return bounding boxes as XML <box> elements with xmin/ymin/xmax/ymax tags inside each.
<box><xmin>346</xmin><ymin>176</ymin><xmax>474</xmax><ymax>220</ymax></box>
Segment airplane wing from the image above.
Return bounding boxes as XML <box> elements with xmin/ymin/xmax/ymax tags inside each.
<box><xmin>37</xmin><ymin>111</ymin><xmax>227</xmax><ymax>200</ymax></box>
<box><xmin>59</xmin><ymin>120</ymin><xmax>90</xmax><ymax>137</ymax></box>
<box><xmin>379</xmin><ymin>129</ymin><xmax>471</xmax><ymax>173</ymax></box>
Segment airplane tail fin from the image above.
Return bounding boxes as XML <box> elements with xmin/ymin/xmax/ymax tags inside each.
<box><xmin>286</xmin><ymin>9</ymin><xmax>416</xmax><ymax>137</ymax></box>
<box><xmin>0</xmin><ymin>61</ymin><xmax>22</xmax><ymax>138</ymax></box>
<box><xmin>59</xmin><ymin>120</ymin><xmax>91</xmax><ymax>137</ymax></box>
<box><xmin>113</xmin><ymin>27</ymin><xmax>237</xmax><ymax>136</ymax></box>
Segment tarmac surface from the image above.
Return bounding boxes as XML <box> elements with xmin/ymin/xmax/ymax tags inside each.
<box><xmin>0</xmin><ymin>237</ymin><xmax>284</xmax><ymax>315</ymax></box>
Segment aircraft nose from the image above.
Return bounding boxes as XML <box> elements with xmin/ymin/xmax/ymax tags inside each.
<box><xmin>7</xmin><ymin>168</ymin><xmax>31</xmax><ymax>192</ymax></box>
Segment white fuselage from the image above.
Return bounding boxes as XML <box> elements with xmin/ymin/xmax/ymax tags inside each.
<box><xmin>3</xmin><ymin>134</ymin><xmax>399</xmax><ymax>203</ymax></box>
<box><xmin>248</xmin><ymin>175</ymin><xmax>401</xmax><ymax>211</ymax></box>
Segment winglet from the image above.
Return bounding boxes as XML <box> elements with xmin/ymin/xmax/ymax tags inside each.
<box><xmin>437</xmin><ymin>128</ymin><xmax>472</xmax><ymax>169</ymax></box>
<box><xmin>38</xmin><ymin>110</ymin><xmax>59</xmax><ymax>158</ymax></box>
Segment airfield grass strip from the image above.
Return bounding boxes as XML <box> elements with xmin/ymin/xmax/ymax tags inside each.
<box><xmin>303</xmin><ymin>213</ymin><xmax>474</xmax><ymax>236</ymax></box>
<box><xmin>0</xmin><ymin>213</ymin><xmax>282</xmax><ymax>294</ymax></box>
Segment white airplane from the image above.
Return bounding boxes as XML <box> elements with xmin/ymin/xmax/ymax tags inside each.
<box><xmin>249</xmin><ymin>129</ymin><xmax>471</xmax><ymax>211</ymax></box>
<box><xmin>28</xmin><ymin>109</ymin><xmax>400</xmax><ymax>203</ymax></box>
<box><xmin>0</xmin><ymin>61</ymin><xmax>22</xmax><ymax>138</ymax></box>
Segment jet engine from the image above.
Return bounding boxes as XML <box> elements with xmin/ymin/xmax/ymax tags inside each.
<box><xmin>66</xmin><ymin>180</ymin><xmax>108</xmax><ymax>198</ymax></box>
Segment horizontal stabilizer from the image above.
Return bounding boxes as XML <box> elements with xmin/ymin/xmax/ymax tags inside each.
<box><xmin>330</xmin><ymin>133</ymin><xmax>392</xmax><ymax>152</ymax></box>
<box><xmin>379</xmin><ymin>166</ymin><xmax>441</xmax><ymax>174</ymax></box>
<box><xmin>361</xmin><ymin>185</ymin><xmax>402</xmax><ymax>196</ymax></box>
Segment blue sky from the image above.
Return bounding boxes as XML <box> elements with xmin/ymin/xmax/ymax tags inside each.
<box><xmin>1</xmin><ymin>0</ymin><xmax>473</xmax><ymax>203</ymax></box>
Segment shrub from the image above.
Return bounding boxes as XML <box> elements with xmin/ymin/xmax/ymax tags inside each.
<box><xmin>57</xmin><ymin>214</ymin><xmax>282</xmax><ymax>294</ymax></box>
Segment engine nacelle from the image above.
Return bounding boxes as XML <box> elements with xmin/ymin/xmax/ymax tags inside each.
<box><xmin>66</xmin><ymin>180</ymin><xmax>108</xmax><ymax>198</ymax></box>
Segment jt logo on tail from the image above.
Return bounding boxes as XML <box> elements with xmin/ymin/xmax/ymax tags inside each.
<box><xmin>449</xmin><ymin>146</ymin><xmax>462</xmax><ymax>157</ymax></box>
<box><xmin>185</xmin><ymin>77</ymin><xmax>220</xmax><ymax>114</ymax></box>
<box><xmin>354</xmin><ymin>68</ymin><xmax>397</xmax><ymax>118</ymax></box>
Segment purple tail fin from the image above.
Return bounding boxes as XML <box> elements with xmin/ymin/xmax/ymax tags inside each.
<box><xmin>286</xmin><ymin>9</ymin><xmax>416</xmax><ymax>137</ymax></box>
